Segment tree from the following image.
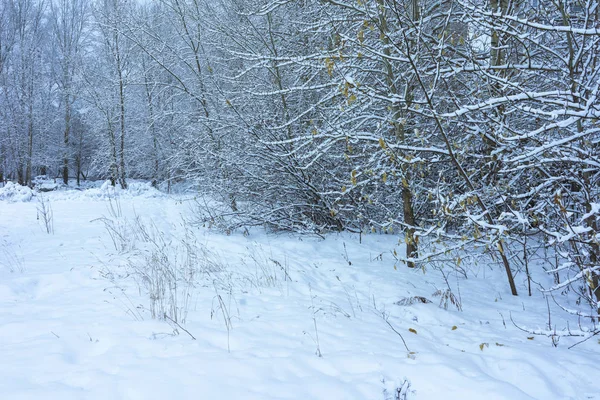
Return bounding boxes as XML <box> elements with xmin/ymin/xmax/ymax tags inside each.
<box><xmin>1</xmin><ymin>0</ymin><xmax>47</xmax><ymax>186</ymax></box>
<box><xmin>49</xmin><ymin>0</ymin><xmax>90</xmax><ymax>184</ymax></box>
<box><xmin>92</xmin><ymin>0</ymin><xmax>134</xmax><ymax>188</ymax></box>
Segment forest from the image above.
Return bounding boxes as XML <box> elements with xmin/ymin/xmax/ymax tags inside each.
<box><xmin>1</xmin><ymin>0</ymin><xmax>599</xmax><ymax>323</ymax></box>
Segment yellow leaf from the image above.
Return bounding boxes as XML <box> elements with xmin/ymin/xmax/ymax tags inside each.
<box><xmin>382</xmin><ymin>172</ymin><xmax>387</xmax><ymax>183</ymax></box>
<box><xmin>479</xmin><ymin>343</ymin><xmax>488</xmax><ymax>351</ymax></box>
<box><xmin>409</xmin><ymin>328</ymin><xmax>417</xmax><ymax>334</ymax></box>
<box><xmin>451</xmin><ymin>326</ymin><xmax>457</xmax><ymax>331</ymax></box>
<box><xmin>378</xmin><ymin>137</ymin><xmax>386</xmax><ymax>149</ymax></box>
<box><xmin>325</xmin><ymin>58</ymin><xmax>334</xmax><ymax>76</ymax></box>
<box><xmin>341</xmin><ymin>186</ymin><xmax>346</xmax><ymax>193</ymax></box>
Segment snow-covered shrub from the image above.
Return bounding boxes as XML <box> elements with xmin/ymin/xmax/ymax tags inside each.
<box><xmin>32</xmin><ymin>176</ymin><xmax>61</xmax><ymax>192</ymax></box>
<box><xmin>125</xmin><ymin>181</ymin><xmax>164</xmax><ymax>198</ymax></box>
<box><xmin>0</xmin><ymin>182</ymin><xmax>34</xmax><ymax>202</ymax></box>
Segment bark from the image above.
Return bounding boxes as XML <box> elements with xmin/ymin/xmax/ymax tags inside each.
<box><xmin>26</xmin><ymin>101</ymin><xmax>33</xmax><ymax>186</ymax></box>
<box><xmin>115</xmin><ymin>28</ymin><xmax>127</xmax><ymax>189</ymax></box>
<box><xmin>142</xmin><ymin>59</ymin><xmax>159</xmax><ymax>184</ymax></box>
<box><xmin>403</xmin><ymin>29</ymin><xmax>518</xmax><ymax>294</ymax></box>
<box><xmin>63</xmin><ymin>92</ymin><xmax>70</xmax><ymax>185</ymax></box>
<box><xmin>378</xmin><ymin>0</ymin><xmax>418</xmax><ymax>267</ymax></box>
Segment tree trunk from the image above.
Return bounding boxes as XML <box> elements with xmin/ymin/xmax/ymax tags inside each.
<box><xmin>142</xmin><ymin>56</ymin><xmax>160</xmax><ymax>185</ymax></box>
<box><xmin>107</xmin><ymin>117</ymin><xmax>118</xmax><ymax>187</ymax></box>
<box><xmin>378</xmin><ymin>0</ymin><xmax>418</xmax><ymax>267</ymax></box>
<box><xmin>26</xmin><ymin>80</ymin><xmax>34</xmax><ymax>186</ymax></box>
<box><xmin>17</xmin><ymin>163</ymin><xmax>24</xmax><ymax>186</ymax></box>
<box><xmin>63</xmin><ymin>92</ymin><xmax>70</xmax><ymax>185</ymax></box>
<box><xmin>116</xmin><ymin>36</ymin><xmax>127</xmax><ymax>189</ymax></box>
<box><xmin>26</xmin><ymin>111</ymin><xmax>33</xmax><ymax>186</ymax></box>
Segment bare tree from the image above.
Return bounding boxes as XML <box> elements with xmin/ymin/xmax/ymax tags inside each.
<box><xmin>93</xmin><ymin>0</ymin><xmax>134</xmax><ymax>188</ymax></box>
<box><xmin>49</xmin><ymin>0</ymin><xmax>90</xmax><ymax>185</ymax></box>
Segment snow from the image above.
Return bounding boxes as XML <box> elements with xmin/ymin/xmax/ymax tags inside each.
<box><xmin>0</xmin><ymin>184</ymin><xmax>597</xmax><ymax>400</ymax></box>
<box><xmin>581</xmin><ymin>202</ymin><xmax>600</xmax><ymax>224</ymax></box>
<box><xmin>0</xmin><ymin>182</ymin><xmax>35</xmax><ymax>202</ymax></box>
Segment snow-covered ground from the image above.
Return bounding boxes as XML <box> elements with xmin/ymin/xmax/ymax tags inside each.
<box><xmin>0</xmin><ymin>182</ymin><xmax>597</xmax><ymax>400</ymax></box>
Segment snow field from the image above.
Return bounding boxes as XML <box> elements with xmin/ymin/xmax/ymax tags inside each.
<box><xmin>0</xmin><ymin>185</ymin><xmax>597</xmax><ymax>399</ymax></box>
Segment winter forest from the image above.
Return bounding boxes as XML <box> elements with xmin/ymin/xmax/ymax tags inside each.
<box><xmin>1</xmin><ymin>0</ymin><xmax>599</xmax><ymax>398</ymax></box>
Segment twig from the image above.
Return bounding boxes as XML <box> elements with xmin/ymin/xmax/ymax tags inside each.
<box><xmin>309</xmin><ymin>285</ymin><xmax>322</xmax><ymax>357</ymax></box>
<box><xmin>383</xmin><ymin>315</ymin><xmax>410</xmax><ymax>352</ymax></box>
<box><xmin>164</xmin><ymin>313</ymin><xmax>196</xmax><ymax>340</ymax></box>
<box><xmin>568</xmin><ymin>330</ymin><xmax>600</xmax><ymax>349</ymax></box>
<box><xmin>510</xmin><ymin>311</ymin><xmax>590</xmax><ymax>346</ymax></box>
<box><xmin>498</xmin><ymin>311</ymin><xmax>506</xmax><ymax>329</ymax></box>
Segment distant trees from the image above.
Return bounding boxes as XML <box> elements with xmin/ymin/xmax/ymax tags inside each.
<box><xmin>93</xmin><ymin>0</ymin><xmax>133</xmax><ymax>188</ymax></box>
<box><xmin>0</xmin><ymin>0</ymin><xmax>47</xmax><ymax>186</ymax></box>
<box><xmin>49</xmin><ymin>0</ymin><xmax>90</xmax><ymax>185</ymax></box>
<box><xmin>0</xmin><ymin>0</ymin><xmax>14</xmax><ymax>183</ymax></box>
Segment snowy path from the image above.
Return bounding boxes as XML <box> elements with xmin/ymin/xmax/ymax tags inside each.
<box><xmin>1</xmin><ymin>190</ymin><xmax>597</xmax><ymax>399</ymax></box>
